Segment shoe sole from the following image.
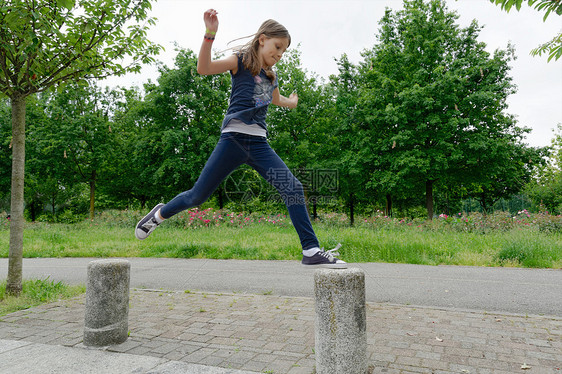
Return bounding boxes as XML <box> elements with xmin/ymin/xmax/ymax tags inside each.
<box><xmin>301</xmin><ymin>263</ymin><xmax>348</xmax><ymax>269</ymax></box>
<box><xmin>135</xmin><ymin>227</ymin><xmax>149</xmax><ymax>240</ymax></box>
<box><xmin>135</xmin><ymin>224</ymin><xmax>151</xmax><ymax>240</ymax></box>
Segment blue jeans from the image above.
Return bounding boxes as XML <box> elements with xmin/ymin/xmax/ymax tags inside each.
<box><xmin>160</xmin><ymin>132</ymin><xmax>319</xmax><ymax>250</ymax></box>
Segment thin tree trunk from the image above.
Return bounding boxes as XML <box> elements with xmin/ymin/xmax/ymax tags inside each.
<box><xmin>7</xmin><ymin>97</ymin><xmax>26</xmax><ymax>296</ymax></box>
<box><xmin>426</xmin><ymin>180</ymin><xmax>434</xmax><ymax>221</ymax></box>
<box><xmin>385</xmin><ymin>193</ymin><xmax>392</xmax><ymax>217</ymax></box>
<box><xmin>349</xmin><ymin>192</ymin><xmax>354</xmax><ymax>226</ymax></box>
<box><xmin>89</xmin><ymin>171</ymin><xmax>96</xmax><ymax>220</ymax></box>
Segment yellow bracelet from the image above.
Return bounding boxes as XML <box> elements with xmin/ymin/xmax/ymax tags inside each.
<box><xmin>205</xmin><ymin>28</ymin><xmax>216</xmax><ymax>35</ymax></box>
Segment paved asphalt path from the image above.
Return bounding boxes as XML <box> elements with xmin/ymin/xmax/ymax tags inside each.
<box><xmin>0</xmin><ymin>258</ymin><xmax>560</xmax><ymax>316</ymax></box>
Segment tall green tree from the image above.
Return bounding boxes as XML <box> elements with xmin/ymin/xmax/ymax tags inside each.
<box><xmin>0</xmin><ymin>0</ymin><xmax>161</xmax><ymax>296</ymax></box>
<box><xmin>358</xmin><ymin>0</ymin><xmax>535</xmax><ymax>219</ymax></box>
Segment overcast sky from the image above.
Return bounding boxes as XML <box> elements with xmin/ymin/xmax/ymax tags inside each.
<box><xmin>101</xmin><ymin>0</ymin><xmax>562</xmax><ymax>148</ymax></box>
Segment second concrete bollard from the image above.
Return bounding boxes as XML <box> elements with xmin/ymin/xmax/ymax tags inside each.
<box><xmin>314</xmin><ymin>268</ymin><xmax>367</xmax><ymax>374</ymax></box>
<box><xmin>83</xmin><ymin>259</ymin><xmax>130</xmax><ymax>346</ymax></box>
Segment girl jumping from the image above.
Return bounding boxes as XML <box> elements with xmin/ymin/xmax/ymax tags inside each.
<box><xmin>135</xmin><ymin>9</ymin><xmax>346</xmax><ymax>269</ymax></box>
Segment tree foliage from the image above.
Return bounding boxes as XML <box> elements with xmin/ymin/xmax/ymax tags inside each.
<box><xmin>337</xmin><ymin>0</ymin><xmax>545</xmax><ymax>220</ymax></box>
<box><xmin>0</xmin><ymin>0</ymin><xmax>161</xmax><ymax>98</ymax></box>
<box><xmin>0</xmin><ymin>0</ymin><xmax>161</xmax><ymax>296</ymax></box>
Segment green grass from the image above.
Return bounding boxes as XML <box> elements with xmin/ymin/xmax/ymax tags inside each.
<box><xmin>1</xmin><ymin>220</ymin><xmax>560</xmax><ymax>268</ymax></box>
<box><xmin>0</xmin><ymin>278</ymin><xmax>85</xmax><ymax>316</ymax></box>
<box><xmin>331</xmin><ymin>226</ymin><xmax>561</xmax><ymax>267</ymax></box>
<box><xmin>0</xmin><ymin>223</ymin><xmax>300</xmax><ymax>259</ymax></box>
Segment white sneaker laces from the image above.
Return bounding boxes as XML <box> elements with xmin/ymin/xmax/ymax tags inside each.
<box><xmin>142</xmin><ymin>217</ymin><xmax>159</xmax><ymax>231</ymax></box>
<box><xmin>319</xmin><ymin>243</ymin><xmax>342</xmax><ymax>261</ymax></box>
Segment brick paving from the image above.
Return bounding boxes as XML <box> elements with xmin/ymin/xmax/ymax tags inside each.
<box><xmin>0</xmin><ymin>289</ymin><xmax>560</xmax><ymax>374</ymax></box>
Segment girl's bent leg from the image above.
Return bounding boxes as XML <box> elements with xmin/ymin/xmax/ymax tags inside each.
<box><xmin>249</xmin><ymin>141</ymin><xmax>319</xmax><ymax>250</ymax></box>
<box><xmin>160</xmin><ymin>134</ymin><xmax>245</xmax><ymax>219</ymax></box>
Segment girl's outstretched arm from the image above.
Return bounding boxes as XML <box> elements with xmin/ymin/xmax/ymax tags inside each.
<box><xmin>197</xmin><ymin>9</ymin><xmax>238</xmax><ymax>75</ymax></box>
<box><xmin>272</xmin><ymin>88</ymin><xmax>298</xmax><ymax>109</ymax></box>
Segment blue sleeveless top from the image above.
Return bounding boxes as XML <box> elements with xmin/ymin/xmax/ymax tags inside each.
<box><xmin>221</xmin><ymin>54</ymin><xmax>278</xmax><ymax>132</ymax></box>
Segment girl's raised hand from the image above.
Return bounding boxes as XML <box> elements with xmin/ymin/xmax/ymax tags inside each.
<box><xmin>288</xmin><ymin>92</ymin><xmax>299</xmax><ymax>108</ymax></box>
<box><xmin>203</xmin><ymin>9</ymin><xmax>219</xmax><ymax>33</ymax></box>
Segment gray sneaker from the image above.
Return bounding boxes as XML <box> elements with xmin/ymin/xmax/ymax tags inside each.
<box><xmin>135</xmin><ymin>203</ymin><xmax>165</xmax><ymax>240</ymax></box>
<box><xmin>302</xmin><ymin>243</ymin><xmax>347</xmax><ymax>269</ymax></box>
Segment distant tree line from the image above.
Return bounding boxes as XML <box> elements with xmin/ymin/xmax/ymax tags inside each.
<box><xmin>1</xmin><ymin>0</ymin><xmax>554</xmax><ymax>225</ymax></box>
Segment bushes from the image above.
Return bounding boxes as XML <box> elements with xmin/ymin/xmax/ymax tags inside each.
<box><xmin>5</xmin><ymin>207</ymin><xmax>562</xmax><ymax>234</ymax></box>
<box><xmin>536</xmin><ymin>211</ymin><xmax>562</xmax><ymax>234</ymax></box>
<box><xmin>342</xmin><ymin>209</ymin><xmax>562</xmax><ymax>234</ymax></box>
<box><xmin>89</xmin><ymin>208</ymin><xmax>289</xmax><ymax>230</ymax></box>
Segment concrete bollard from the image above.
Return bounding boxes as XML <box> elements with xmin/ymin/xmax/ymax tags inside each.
<box><xmin>83</xmin><ymin>259</ymin><xmax>130</xmax><ymax>346</ymax></box>
<box><xmin>314</xmin><ymin>268</ymin><xmax>367</xmax><ymax>374</ymax></box>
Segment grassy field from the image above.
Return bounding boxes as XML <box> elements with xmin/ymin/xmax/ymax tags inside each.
<box><xmin>1</xmin><ymin>209</ymin><xmax>561</xmax><ymax>268</ymax></box>
<box><xmin>0</xmin><ymin>278</ymin><xmax>85</xmax><ymax>316</ymax></box>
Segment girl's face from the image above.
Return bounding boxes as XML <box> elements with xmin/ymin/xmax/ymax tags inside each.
<box><xmin>258</xmin><ymin>35</ymin><xmax>289</xmax><ymax>68</ymax></box>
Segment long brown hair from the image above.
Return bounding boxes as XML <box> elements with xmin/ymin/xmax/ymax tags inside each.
<box><xmin>236</xmin><ymin>19</ymin><xmax>291</xmax><ymax>81</ymax></box>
